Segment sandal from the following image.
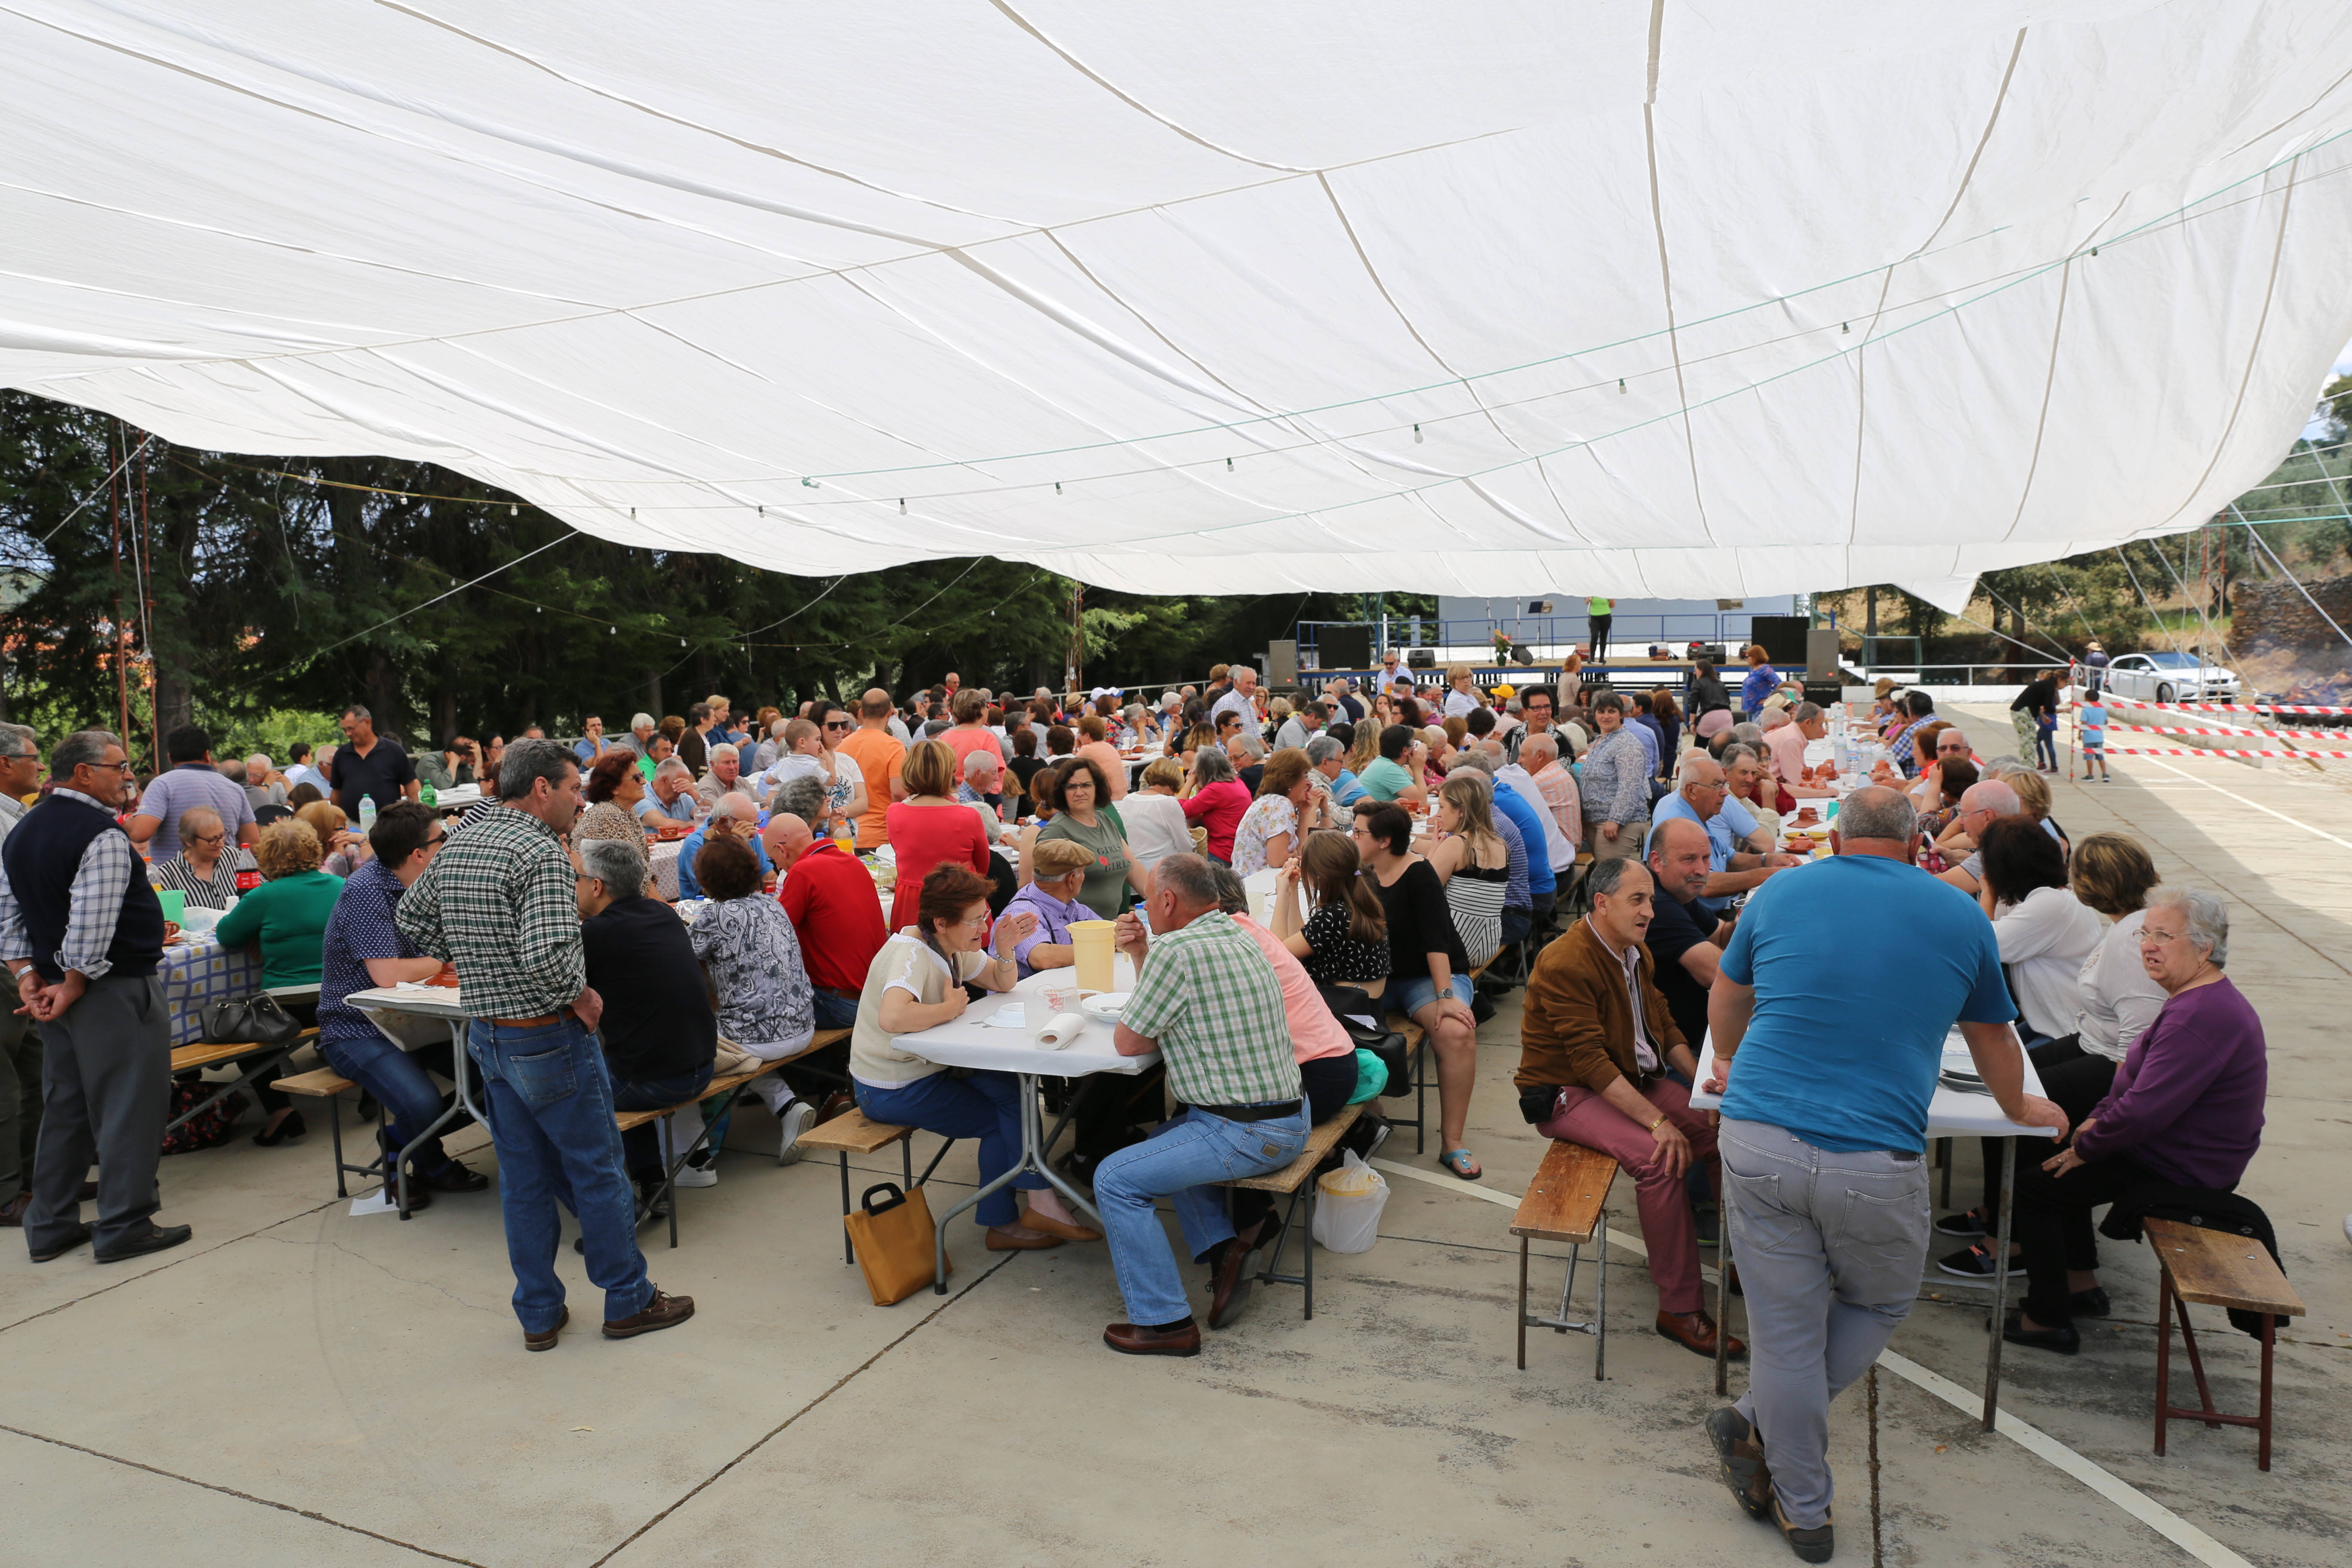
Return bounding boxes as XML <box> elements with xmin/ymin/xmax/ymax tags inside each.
<box><xmin>1437</xmin><ymin>1148</ymin><xmax>1482</xmax><ymax>1181</ymax></box>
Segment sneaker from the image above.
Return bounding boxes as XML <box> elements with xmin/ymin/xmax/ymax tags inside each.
<box><xmin>776</xmin><ymin>1100</ymin><xmax>816</xmax><ymax>1165</ymax></box>
<box><xmin>603</xmin><ymin>1286</ymin><xmax>695</xmax><ymax>1339</ymax></box>
<box><xmin>1933</xmin><ymin>1208</ymin><xmax>1987</xmax><ymax>1238</ymax></box>
<box><xmin>1937</xmin><ymin>1242</ymin><xmax>2008</xmax><ymax>1279</ymax></box>
<box><xmin>672</xmin><ymin>1152</ymin><xmax>718</xmax><ymax>1189</ymax></box>
<box><xmin>1704</xmin><ymin>1406</ymin><xmax>1773</xmax><ymax>1522</ymax></box>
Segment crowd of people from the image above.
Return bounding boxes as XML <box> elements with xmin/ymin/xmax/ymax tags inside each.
<box><xmin>0</xmin><ymin>645</ymin><xmax>2287</xmax><ymax>1563</ymax></box>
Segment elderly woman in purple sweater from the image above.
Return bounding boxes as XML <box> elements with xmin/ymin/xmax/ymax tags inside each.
<box><xmin>1999</xmin><ymin>886</ymin><xmax>2266</xmax><ymax>1355</ymax></box>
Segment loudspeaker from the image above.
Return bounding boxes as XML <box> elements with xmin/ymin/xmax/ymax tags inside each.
<box><xmin>1266</xmin><ymin>639</ymin><xmax>1298</xmax><ymax>686</ymax></box>
<box><xmin>1805</xmin><ymin>628</ymin><xmax>1841</xmax><ymax>681</ymax></box>
<box><xmin>1407</xmin><ymin>648</ymin><xmax>1437</xmax><ymax>668</ymax></box>
<box><xmin>1316</xmin><ymin>624</ymin><xmax>1371</xmax><ymax>671</ymax></box>
<box><xmin>1747</xmin><ymin>616</ymin><xmax>1811</xmax><ymax>667</ymax></box>
<box><xmin>1510</xmin><ymin>643</ymin><xmax>1534</xmax><ymax>665</ymax></box>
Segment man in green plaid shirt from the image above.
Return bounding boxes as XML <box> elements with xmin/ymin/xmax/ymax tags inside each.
<box><xmin>1097</xmin><ymin>854</ymin><xmax>1305</xmax><ymax>1357</ymax></box>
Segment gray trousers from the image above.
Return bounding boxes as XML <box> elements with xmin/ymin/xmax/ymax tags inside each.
<box><xmin>0</xmin><ymin>1000</ymin><xmax>40</xmax><ymax>1203</ymax></box>
<box><xmin>1720</xmin><ymin>1118</ymin><xmax>1929</xmax><ymax>1530</ymax></box>
<box><xmin>25</xmin><ymin>974</ymin><xmax>170</xmax><ymax>1254</ymax></box>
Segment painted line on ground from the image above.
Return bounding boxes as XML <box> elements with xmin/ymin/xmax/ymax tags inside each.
<box><xmin>2138</xmin><ymin>755</ymin><xmax>2352</xmax><ymax>853</ymax></box>
<box><xmin>1372</xmin><ymin>1155</ymin><xmax>2251</xmax><ymax>1567</ymax></box>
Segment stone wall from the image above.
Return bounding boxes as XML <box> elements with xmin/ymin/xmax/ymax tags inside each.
<box><xmin>2230</xmin><ymin>576</ymin><xmax>2352</xmax><ymax>651</ymax></box>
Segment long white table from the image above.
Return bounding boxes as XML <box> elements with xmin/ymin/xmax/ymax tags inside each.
<box><xmin>892</xmin><ymin>953</ymin><xmax>1157</xmax><ymax>1292</ymax></box>
<box><xmin>1688</xmin><ymin>1030</ymin><xmax>2058</xmax><ymax>1428</ymax></box>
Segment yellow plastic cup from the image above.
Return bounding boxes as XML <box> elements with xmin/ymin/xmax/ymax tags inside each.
<box><xmin>1069</xmin><ymin>919</ymin><xmax>1117</xmax><ymax>992</ymax></box>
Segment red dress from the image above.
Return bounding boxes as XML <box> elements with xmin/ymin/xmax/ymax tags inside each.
<box><xmin>885</xmin><ymin>801</ymin><xmax>993</xmax><ymax>931</ymax></box>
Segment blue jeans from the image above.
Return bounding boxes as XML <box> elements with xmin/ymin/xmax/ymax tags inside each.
<box><xmin>855</xmin><ymin>1069</ymin><xmax>1042</xmax><ymax>1227</ymax></box>
<box><xmin>1093</xmin><ymin>1106</ymin><xmax>1308</xmax><ymax>1326</ymax></box>
<box><xmin>1395</xmin><ymin>972</ymin><xmax>1474</xmax><ymax>1015</ymax></box>
<box><xmin>610</xmin><ymin>1063</ymin><xmax>714</xmax><ymax>1182</ymax></box>
<box><xmin>812</xmin><ymin>989</ymin><xmax>860</xmax><ymax>1030</ymax></box>
<box><xmin>467</xmin><ymin>1017</ymin><xmax>652</xmax><ymax>1332</ymax></box>
<box><xmin>318</xmin><ymin>1031</ymin><xmax>466</xmax><ymax>1174</ymax></box>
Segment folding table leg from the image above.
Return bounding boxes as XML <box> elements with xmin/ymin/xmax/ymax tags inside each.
<box><xmin>2258</xmin><ymin>1312</ymin><xmax>2276</xmax><ymax>1472</ymax></box>
<box><xmin>1516</xmin><ymin>1238</ymin><xmax>1529</xmax><ymax>1371</ymax></box>
<box><xmin>838</xmin><ymin>1151</ymin><xmax>855</xmax><ymax>1266</ymax></box>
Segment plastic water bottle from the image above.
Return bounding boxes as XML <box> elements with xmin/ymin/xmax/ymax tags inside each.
<box><xmin>419</xmin><ymin>778</ymin><xmax>437</xmax><ymax>811</ymax></box>
<box><xmin>358</xmin><ymin>795</ymin><xmax>378</xmax><ymax>834</ymax></box>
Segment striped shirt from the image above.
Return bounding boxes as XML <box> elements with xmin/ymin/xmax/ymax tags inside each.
<box><xmin>393</xmin><ymin>804</ymin><xmax>584</xmax><ymax>1020</ymax></box>
<box><xmin>1121</xmin><ymin>908</ymin><xmax>1300</xmax><ymax>1109</ymax></box>
<box><xmin>152</xmin><ymin>851</ymin><xmax>252</xmax><ymax>911</ymax></box>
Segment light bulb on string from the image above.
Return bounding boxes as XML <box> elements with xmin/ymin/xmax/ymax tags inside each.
<box><xmin>1413</xmin><ymin>424</ymin><xmax>1423</xmax><ymax>443</ymax></box>
<box><xmin>509</xmin><ymin>503</ymin><xmax>517</xmax><ymax>517</ymax></box>
<box><xmin>1617</xmin><ymin>379</ymin><xmax>1626</xmax><ymax>393</ymax></box>
<box><xmin>899</xmin><ymin>499</ymin><xmax>907</xmax><ymax>514</ymax></box>
<box><xmin>1054</xmin><ymin>482</ymin><xmax>1062</xmax><ymax>494</ymax></box>
<box><xmin>1227</xmin><ymin>456</ymin><xmax>1235</xmax><ymax>469</ymax></box>
<box><xmin>802</xmin><ymin>477</ymin><xmax>817</xmax><ymax>488</ymax></box>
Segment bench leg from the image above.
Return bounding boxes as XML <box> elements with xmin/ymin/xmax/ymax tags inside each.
<box><xmin>1302</xmin><ymin>1186</ymin><xmax>1316</xmax><ymax>1320</ymax></box>
<box><xmin>328</xmin><ymin>1095</ymin><xmax>349</xmax><ymax>1200</ymax></box>
<box><xmin>2173</xmin><ymin>1286</ymin><xmax>2221</xmax><ymax>1429</ymax></box>
<box><xmin>914</xmin><ymin>1133</ymin><xmax>954</xmax><ymax>1188</ymax></box>
<box><xmin>839</xmin><ymin>1151</ymin><xmax>855</xmax><ymax>1267</ymax></box>
<box><xmin>2258</xmin><ymin>1312</ymin><xmax>2276</xmax><ymax>1472</ymax></box>
<box><xmin>2155</xmin><ymin>1265</ymin><xmax>2174</xmax><ymax>1457</ymax></box>
<box><xmin>1595</xmin><ymin>1205</ymin><xmax>1608</xmax><ymax>1382</ymax></box>
<box><xmin>1516</xmin><ymin>1237</ymin><xmax>1529</xmax><ymax>1371</ymax></box>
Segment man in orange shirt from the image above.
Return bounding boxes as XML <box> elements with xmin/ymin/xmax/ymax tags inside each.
<box><xmin>838</xmin><ymin>689</ymin><xmax>907</xmax><ymax>846</ymax></box>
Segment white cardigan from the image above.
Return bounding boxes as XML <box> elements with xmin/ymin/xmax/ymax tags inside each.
<box><xmin>1991</xmin><ymin>886</ymin><xmax>2104</xmax><ymax>1041</ymax></box>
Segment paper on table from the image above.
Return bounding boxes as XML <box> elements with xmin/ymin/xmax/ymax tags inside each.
<box><xmin>1034</xmin><ymin>1012</ymin><xmax>1089</xmax><ymax>1048</ymax></box>
<box><xmin>984</xmin><ymin>1004</ymin><xmax>1029</xmax><ymax>1029</ymax></box>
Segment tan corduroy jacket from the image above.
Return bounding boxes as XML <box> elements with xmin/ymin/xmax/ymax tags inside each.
<box><xmin>1515</xmin><ymin>918</ymin><xmax>1689</xmax><ymax>1094</ymax></box>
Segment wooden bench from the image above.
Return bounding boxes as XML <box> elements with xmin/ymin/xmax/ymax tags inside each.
<box><xmin>1511</xmin><ymin>1139</ymin><xmax>1621</xmax><ymax>1379</ymax></box>
<box><xmin>799</xmin><ymin>1108</ymin><xmax>959</xmax><ymax>1266</ymax></box>
<box><xmin>165</xmin><ymin>1029</ymin><xmax>318</xmax><ymax>1138</ymax></box>
<box><xmin>274</xmin><ymin>1066</ymin><xmax>390</xmax><ymax>1204</ymax></box>
<box><xmin>1387</xmin><ymin>1013</ymin><xmax>1432</xmax><ymax>1154</ymax></box>
<box><xmin>619</xmin><ymin>1027</ymin><xmax>853</xmax><ymax>1248</ymax></box>
<box><xmin>2147</xmin><ymin>1217</ymin><xmax>2307</xmax><ymax>1470</ymax></box>
<box><xmin>1216</xmin><ymin>1103</ymin><xmax>1364</xmax><ymax>1321</ymax></box>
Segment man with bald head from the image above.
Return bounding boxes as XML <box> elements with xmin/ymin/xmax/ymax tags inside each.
<box><xmin>840</xmin><ymin>688</ymin><xmax>909</xmax><ymax>845</ymax></box>
<box><xmin>675</xmin><ymin>793</ymin><xmax>769</xmax><ymax>900</ymax></box>
<box><xmin>770</xmin><ymin>783</ymin><xmax>885</xmax><ymax>1029</ymax></box>
<box><xmin>1513</xmin><ymin>730</ymin><xmax>1583</xmax><ymax>850</ymax></box>
<box><xmin>1647</xmin><ymin>753</ymin><xmax>1800</xmax><ymax>907</ymax></box>
<box><xmin>1934</xmin><ymin>778</ymin><xmax>2021</xmax><ymax>897</ymax></box>
<box><xmin>1643</xmin><ymin>816</ymin><xmax>1737</xmax><ymax>1050</ymax></box>
<box><xmin>1700</xmin><ymin>784</ymin><xmax>2059</xmax><ymax>1555</ymax></box>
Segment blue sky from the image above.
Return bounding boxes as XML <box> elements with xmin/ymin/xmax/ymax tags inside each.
<box><xmin>2303</xmin><ymin>335</ymin><xmax>2352</xmax><ymax>437</ymax></box>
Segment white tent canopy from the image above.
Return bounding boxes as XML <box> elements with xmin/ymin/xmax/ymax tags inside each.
<box><xmin>7</xmin><ymin>2</ymin><xmax>2352</xmax><ymax>604</ymax></box>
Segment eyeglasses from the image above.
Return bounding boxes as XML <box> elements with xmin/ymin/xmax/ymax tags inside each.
<box><xmin>84</xmin><ymin>760</ymin><xmax>135</xmax><ymax>773</ymax></box>
<box><xmin>187</xmin><ymin>830</ymin><xmax>226</xmax><ymax>845</ymax></box>
<box><xmin>422</xmin><ymin>835</ymin><xmax>445</xmax><ymax>849</ymax></box>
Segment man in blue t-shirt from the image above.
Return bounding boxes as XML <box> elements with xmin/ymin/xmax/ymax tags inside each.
<box><xmin>1697</xmin><ymin>787</ymin><xmax>2064</xmax><ymax>1556</ymax></box>
<box><xmin>1646</xmin><ymin>754</ymin><xmax>1798</xmax><ymax>913</ymax></box>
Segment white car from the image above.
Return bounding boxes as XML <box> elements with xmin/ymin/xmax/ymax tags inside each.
<box><xmin>2098</xmin><ymin>650</ymin><xmax>2240</xmax><ymax>705</ymax></box>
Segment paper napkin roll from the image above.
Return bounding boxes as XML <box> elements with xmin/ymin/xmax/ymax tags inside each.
<box><xmin>1034</xmin><ymin>1012</ymin><xmax>1089</xmax><ymax>1048</ymax></box>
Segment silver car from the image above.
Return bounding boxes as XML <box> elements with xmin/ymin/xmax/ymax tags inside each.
<box><xmin>2100</xmin><ymin>650</ymin><xmax>2239</xmax><ymax>704</ymax></box>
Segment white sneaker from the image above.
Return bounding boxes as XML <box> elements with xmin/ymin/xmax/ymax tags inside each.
<box><xmin>777</xmin><ymin>1101</ymin><xmax>816</xmax><ymax>1166</ymax></box>
<box><xmin>672</xmin><ymin>1152</ymin><xmax>719</xmax><ymax>1188</ymax></box>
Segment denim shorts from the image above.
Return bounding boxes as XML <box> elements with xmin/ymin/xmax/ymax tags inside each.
<box><xmin>1395</xmin><ymin>972</ymin><xmax>1474</xmax><ymax>1015</ymax></box>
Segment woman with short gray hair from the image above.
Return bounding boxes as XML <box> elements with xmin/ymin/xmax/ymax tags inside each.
<box><xmin>1998</xmin><ymin>884</ymin><xmax>2269</xmax><ymax>1356</ymax></box>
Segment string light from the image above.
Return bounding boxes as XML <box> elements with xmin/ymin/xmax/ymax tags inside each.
<box><xmin>1617</xmin><ymin>379</ymin><xmax>1626</xmax><ymax>393</ymax></box>
<box><xmin>1054</xmin><ymin>481</ymin><xmax>1062</xmax><ymax>494</ymax></box>
<box><xmin>1412</xmin><ymin>425</ymin><xmax>1422</xmax><ymax>443</ymax></box>
<box><xmin>802</xmin><ymin>477</ymin><xmax>818</xmax><ymax>488</ymax></box>
<box><xmin>899</xmin><ymin>498</ymin><xmax>906</xmax><ymax>514</ymax></box>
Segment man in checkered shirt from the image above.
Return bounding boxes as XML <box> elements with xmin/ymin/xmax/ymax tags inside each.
<box><xmin>396</xmin><ymin>738</ymin><xmax>694</xmax><ymax>1351</ymax></box>
<box><xmin>1096</xmin><ymin>854</ymin><xmax>1305</xmax><ymax>1357</ymax></box>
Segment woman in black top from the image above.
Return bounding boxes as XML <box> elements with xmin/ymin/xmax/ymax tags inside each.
<box><xmin>1271</xmin><ymin>830</ymin><xmax>1390</xmax><ymax>997</ymax></box>
<box><xmin>1687</xmin><ymin>660</ymin><xmax>1731</xmax><ymax>719</ymax></box>
<box><xmin>1350</xmin><ymin>800</ymin><xmax>1482</xmax><ymax>1180</ymax></box>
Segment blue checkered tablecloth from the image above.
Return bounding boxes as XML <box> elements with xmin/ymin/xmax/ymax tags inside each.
<box><xmin>158</xmin><ymin>936</ymin><xmax>265</xmax><ymax>1047</ymax></box>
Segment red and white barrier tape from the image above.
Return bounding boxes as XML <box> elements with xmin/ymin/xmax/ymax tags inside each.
<box><xmin>2087</xmin><ymin>696</ymin><xmax>2352</xmax><ymax>717</ymax></box>
<box><xmin>2097</xmin><ymin>747</ymin><xmax>2352</xmax><ymax>759</ymax></box>
<box><xmin>2107</xmin><ymin>722</ymin><xmax>2352</xmax><ymax>741</ymax></box>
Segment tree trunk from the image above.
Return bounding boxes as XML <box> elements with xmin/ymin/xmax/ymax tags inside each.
<box><xmin>644</xmin><ymin>669</ymin><xmax>663</xmax><ymax>719</ymax></box>
<box><xmin>432</xmin><ymin>684</ymin><xmax>458</xmax><ymax>750</ymax></box>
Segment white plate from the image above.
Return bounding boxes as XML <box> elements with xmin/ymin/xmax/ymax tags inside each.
<box><xmin>1078</xmin><ymin>991</ymin><xmax>1130</xmax><ymax>1022</ymax></box>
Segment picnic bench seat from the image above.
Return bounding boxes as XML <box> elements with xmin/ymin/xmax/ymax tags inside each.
<box><xmin>799</xmin><ymin>1108</ymin><xmax>959</xmax><ymax>1266</ymax></box>
<box><xmin>2147</xmin><ymin>1216</ymin><xmax>2307</xmax><ymax>1470</ymax></box>
<box><xmin>275</xmin><ymin>1066</ymin><xmax>392</xmax><ymax>1203</ymax></box>
<box><xmin>166</xmin><ymin>1029</ymin><xmax>318</xmax><ymax>1139</ymax></box>
<box><xmin>1511</xmin><ymin>1139</ymin><xmax>1621</xmax><ymax>1378</ymax></box>
<box><xmin>1387</xmin><ymin>1013</ymin><xmax>1432</xmax><ymax>1153</ymax></box>
<box><xmin>620</xmin><ymin>1027</ymin><xmax>853</xmax><ymax>1248</ymax></box>
<box><xmin>1216</xmin><ymin>1102</ymin><xmax>1364</xmax><ymax>1321</ymax></box>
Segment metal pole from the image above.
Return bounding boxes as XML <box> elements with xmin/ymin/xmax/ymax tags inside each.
<box><xmin>1981</xmin><ymin>1137</ymin><xmax>2015</xmax><ymax>1430</ymax></box>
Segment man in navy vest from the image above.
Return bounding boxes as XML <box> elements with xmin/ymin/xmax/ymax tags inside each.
<box><xmin>0</xmin><ymin>730</ymin><xmax>190</xmax><ymax>1264</ymax></box>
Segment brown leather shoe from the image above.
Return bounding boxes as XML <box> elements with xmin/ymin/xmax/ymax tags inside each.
<box><xmin>1207</xmin><ymin>1217</ymin><xmax>1271</xmax><ymax>1330</ymax></box>
<box><xmin>1657</xmin><ymin>1308</ymin><xmax>1745</xmax><ymax>1359</ymax></box>
<box><xmin>816</xmin><ymin>1091</ymin><xmax>856</xmax><ymax>1125</ymax></box>
<box><xmin>985</xmin><ymin>1226</ymin><xmax>1066</xmax><ymax>1251</ymax></box>
<box><xmin>603</xmin><ymin>1287</ymin><xmax>695</xmax><ymax>1339</ymax></box>
<box><xmin>0</xmin><ymin>1192</ymin><xmax>31</xmax><ymax>1228</ymax></box>
<box><xmin>1020</xmin><ymin>1208</ymin><xmax>1103</xmax><ymax>1243</ymax></box>
<box><xmin>524</xmin><ymin>1305</ymin><xmax>569</xmax><ymax>1352</ymax></box>
<box><xmin>1103</xmin><ymin>1320</ymin><xmax>1201</xmax><ymax>1357</ymax></box>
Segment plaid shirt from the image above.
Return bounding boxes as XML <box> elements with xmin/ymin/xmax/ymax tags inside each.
<box><xmin>0</xmin><ymin>788</ymin><xmax>137</xmax><ymax>979</ymax></box>
<box><xmin>1121</xmin><ymin>908</ymin><xmax>1300</xmax><ymax>1109</ymax></box>
<box><xmin>394</xmin><ymin>804</ymin><xmax>584</xmax><ymax>1019</ymax></box>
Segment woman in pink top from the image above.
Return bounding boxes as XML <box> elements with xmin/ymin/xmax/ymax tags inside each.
<box><xmin>941</xmin><ymin>690</ymin><xmax>1008</xmax><ymax>781</ymax></box>
<box><xmin>1073</xmin><ymin>714</ymin><xmax>1129</xmax><ymax>800</ymax></box>
<box><xmin>1180</xmin><ymin>746</ymin><xmax>1251</xmax><ymax>864</ymax></box>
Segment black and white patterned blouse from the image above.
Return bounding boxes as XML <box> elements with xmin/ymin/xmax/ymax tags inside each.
<box><xmin>1299</xmin><ymin>900</ymin><xmax>1390</xmax><ymax>985</ymax></box>
<box><xmin>687</xmin><ymin>895</ymin><xmax>815</xmax><ymax>1048</ymax></box>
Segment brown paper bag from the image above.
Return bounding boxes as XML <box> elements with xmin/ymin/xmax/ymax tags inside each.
<box><xmin>845</xmin><ymin>1182</ymin><xmax>949</xmax><ymax>1305</ymax></box>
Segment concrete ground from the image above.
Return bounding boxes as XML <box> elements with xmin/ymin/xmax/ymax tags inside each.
<box><xmin>3</xmin><ymin>701</ymin><xmax>2346</xmax><ymax>1567</ymax></box>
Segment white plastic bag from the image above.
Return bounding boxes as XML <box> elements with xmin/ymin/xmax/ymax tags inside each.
<box><xmin>1310</xmin><ymin>1149</ymin><xmax>1389</xmax><ymax>1254</ymax></box>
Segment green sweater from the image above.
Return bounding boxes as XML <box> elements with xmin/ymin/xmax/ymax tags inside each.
<box><xmin>214</xmin><ymin>870</ymin><xmax>345</xmax><ymax>987</ymax></box>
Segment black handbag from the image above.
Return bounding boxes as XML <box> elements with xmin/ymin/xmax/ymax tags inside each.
<box><xmin>1317</xmin><ymin>984</ymin><xmax>1411</xmax><ymax>1097</ymax></box>
<box><xmin>203</xmin><ymin>993</ymin><xmax>303</xmax><ymax>1047</ymax></box>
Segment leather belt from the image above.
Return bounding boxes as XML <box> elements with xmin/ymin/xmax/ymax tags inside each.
<box><xmin>489</xmin><ymin>1012</ymin><xmax>564</xmax><ymax>1028</ymax></box>
<box><xmin>1189</xmin><ymin>1099</ymin><xmax>1302</xmax><ymax>1123</ymax></box>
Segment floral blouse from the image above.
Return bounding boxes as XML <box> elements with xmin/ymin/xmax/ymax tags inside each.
<box><xmin>687</xmin><ymin>895</ymin><xmax>815</xmax><ymax>1047</ymax></box>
